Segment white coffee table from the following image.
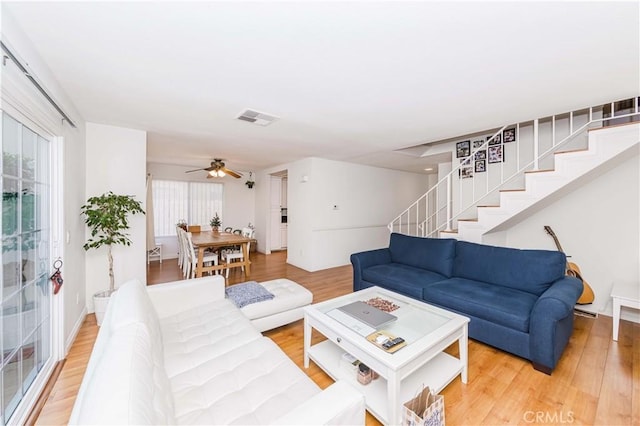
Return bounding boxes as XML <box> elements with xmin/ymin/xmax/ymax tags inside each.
<box><xmin>303</xmin><ymin>286</ymin><xmax>469</xmax><ymax>425</ymax></box>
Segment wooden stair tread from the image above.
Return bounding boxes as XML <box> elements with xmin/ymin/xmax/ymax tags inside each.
<box><xmin>457</xmin><ymin>218</ymin><xmax>478</xmax><ymax>222</ymax></box>
<box><xmin>499</xmin><ymin>188</ymin><xmax>525</xmax><ymax>192</ymax></box>
<box><xmin>440</xmin><ymin>229</ymin><xmax>458</xmax><ymax>233</ymax></box>
<box><xmin>478</xmin><ymin>205</ymin><xmax>500</xmax><ymax>208</ymax></box>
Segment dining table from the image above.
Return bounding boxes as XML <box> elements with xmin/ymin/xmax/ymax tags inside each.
<box><xmin>190</xmin><ymin>231</ymin><xmax>252</xmax><ymax>278</ymax></box>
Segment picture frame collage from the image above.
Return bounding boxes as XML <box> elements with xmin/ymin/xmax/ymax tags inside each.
<box><xmin>456</xmin><ymin>128</ymin><xmax>516</xmax><ymax>178</ymax></box>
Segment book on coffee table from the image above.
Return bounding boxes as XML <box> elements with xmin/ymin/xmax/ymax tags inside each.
<box><xmin>366</xmin><ymin>330</ymin><xmax>406</xmax><ymax>354</ymax></box>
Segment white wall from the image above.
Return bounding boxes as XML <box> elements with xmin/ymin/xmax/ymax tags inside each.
<box><xmin>85</xmin><ymin>123</ymin><xmax>146</xmax><ymax>308</ymax></box>
<box><xmin>146</xmin><ymin>162</ymin><xmax>255</xmax><ymax>258</ymax></box>
<box><xmin>1</xmin><ymin>8</ymin><xmax>89</xmax><ymax>354</ymax></box>
<box><xmin>495</xmin><ymin>150</ymin><xmax>639</xmax><ymax>322</ymax></box>
<box><xmin>62</xmin><ymin>118</ymin><xmax>88</xmax><ymax>349</ymax></box>
<box><xmin>280</xmin><ymin>157</ymin><xmax>428</xmax><ymax>271</ymax></box>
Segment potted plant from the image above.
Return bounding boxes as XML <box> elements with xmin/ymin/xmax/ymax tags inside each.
<box><xmin>245</xmin><ymin>172</ymin><xmax>255</xmax><ymax>189</ymax></box>
<box><xmin>81</xmin><ymin>191</ymin><xmax>144</xmax><ymax>325</ymax></box>
<box><xmin>210</xmin><ymin>212</ymin><xmax>222</xmax><ymax>232</ymax></box>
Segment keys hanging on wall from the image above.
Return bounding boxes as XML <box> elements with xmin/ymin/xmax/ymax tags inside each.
<box><xmin>50</xmin><ymin>259</ymin><xmax>63</xmax><ymax>295</ymax></box>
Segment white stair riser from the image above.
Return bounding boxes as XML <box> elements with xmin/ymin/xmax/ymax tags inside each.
<box><xmin>469</xmin><ymin>124</ymin><xmax>639</xmax><ymax>242</ymax></box>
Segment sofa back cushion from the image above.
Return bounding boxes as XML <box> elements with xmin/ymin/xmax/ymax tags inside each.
<box><xmin>453</xmin><ymin>240</ymin><xmax>566</xmax><ymax>295</ymax></box>
<box><xmin>69</xmin><ymin>323</ymin><xmax>176</xmax><ymax>425</ymax></box>
<box><xmin>108</xmin><ymin>279</ymin><xmax>163</xmax><ymax>348</ymax></box>
<box><xmin>389</xmin><ymin>233</ymin><xmax>457</xmax><ymax>277</ymax></box>
<box><xmin>69</xmin><ymin>280</ymin><xmax>175</xmax><ymax>425</ymax></box>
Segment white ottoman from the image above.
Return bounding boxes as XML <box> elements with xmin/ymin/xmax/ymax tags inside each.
<box><xmin>240</xmin><ymin>279</ymin><xmax>313</xmax><ymax>332</ymax></box>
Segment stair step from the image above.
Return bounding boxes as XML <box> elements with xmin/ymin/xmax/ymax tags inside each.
<box><xmin>499</xmin><ymin>188</ymin><xmax>525</xmax><ymax>193</ymax></box>
<box><xmin>524</xmin><ymin>169</ymin><xmax>555</xmax><ymax>174</ymax></box>
<box><xmin>555</xmin><ymin>148</ymin><xmax>589</xmax><ymax>156</ymax></box>
<box><xmin>478</xmin><ymin>205</ymin><xmax>500</xmax><ymax>208</ymax></box>
<box><xmin>588</xmin><ymin>120</ymin><xmax>639</xmax><ymax>132</ymax></box>
<box><xmin>440</xmin><ymin>229</ymin><xmax>458</xmax><ymax>234</ymax></box>
<box><xmin>458</xmin><ymin>218</ymin><xmax>478</xmax><ymax>222</ymax></box>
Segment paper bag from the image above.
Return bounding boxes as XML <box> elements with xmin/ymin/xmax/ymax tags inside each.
<box><xmin>402</xmin><ymin>386</ymin><xmax>445</xmax><ymax>426</ymax></box>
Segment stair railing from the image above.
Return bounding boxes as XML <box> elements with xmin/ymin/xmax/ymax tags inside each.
<box><xmin>389</xmin><ymin>97</ymin><xmax>640</xmax><ymax>237</ymax></box>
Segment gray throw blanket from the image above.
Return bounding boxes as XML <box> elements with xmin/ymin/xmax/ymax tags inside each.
<box><xmin>225</xmin><ymin>281</ymin><xmax>275</xmax><ymax>308</ymax></box>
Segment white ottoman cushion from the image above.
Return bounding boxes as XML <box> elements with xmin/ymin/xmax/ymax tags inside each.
<box><xmin>239</xmin><ymin>279</ymin><xmax>313</xmax><ymax>332</ymax></box>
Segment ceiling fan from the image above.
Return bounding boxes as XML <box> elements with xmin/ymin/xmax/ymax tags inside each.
<box><xmin>185</xmin><ymin>159</ymin><xmax>242</xmax><ymax>179</ymax></box>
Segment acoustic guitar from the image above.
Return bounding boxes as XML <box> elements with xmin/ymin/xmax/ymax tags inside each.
<box><xmin>544</xmin><ymin>226</ymin><xmax>595</xmax><ymax>304</ymax></box>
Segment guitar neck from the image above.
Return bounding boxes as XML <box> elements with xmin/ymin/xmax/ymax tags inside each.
<box><xmin>544</xmin><ymin>226</ymin><xmax>565</xmax><ymax>253</ymax></box>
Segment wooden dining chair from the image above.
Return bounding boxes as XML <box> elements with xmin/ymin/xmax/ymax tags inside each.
<box><xmin>224</xmin><ymin>227</ymin><xmax>233</xmax><ymax>233</ymax></box>
<box><xmin>222</xmin><ymin>228</ymin><xmax>253</xmax><ymax>278</ymax></box>
<box><xmin>184</xmin><ymin>231</ymin><xmax>219</xmax><ymax>278</ymax></box>
<box><xmin>176</xmin><ymin>226</ymin><xmax>184</xmax><ymax>269</ymax></box>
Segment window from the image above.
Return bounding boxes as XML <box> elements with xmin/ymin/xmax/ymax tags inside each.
<box><xmin>152</xmin><ymin>180</ymin><xmax>223</xmax><ymax>236</ymax></box>
<box><xmin>1</xmin><ymin>112</ymin><xmax>52</xmax><ymax>424</ymax></box>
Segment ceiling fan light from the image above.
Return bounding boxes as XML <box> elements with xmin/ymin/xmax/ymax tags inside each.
<box><xmin>218</xmin><ymin>170</ymin><xmax>226</xmax><ymax>177</ymax></box>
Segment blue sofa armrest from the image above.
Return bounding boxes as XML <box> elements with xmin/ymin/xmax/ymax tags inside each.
<box><xmin>529</xmin><ymin>276</ymin><xmax>583</xmax><ymax>372</ymax></box>
<box><xmin>350</xmin><ymin>249</ymin><xmax>392</xmax><ymax>291</ymax></box>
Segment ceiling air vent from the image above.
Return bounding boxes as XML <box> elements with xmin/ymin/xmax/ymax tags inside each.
<box><xmin>236</xmin><ymin>109</ymin><xmax>279</xmax><ymax>126</ymax></box>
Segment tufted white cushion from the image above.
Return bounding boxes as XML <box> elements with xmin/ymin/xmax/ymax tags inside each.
<box><xmin>161</xmin><ymin>298</ymin><xmax>262</xmax><ymax>377</ymax></box>
<box><xmin>170</xmin><ymin>337</ymin><xmax>320</xmax><ymax>425</ymax></box>
<box><xmin>240</xmin><ymin>278</ymin><xmax>312</xmax><ymax>321</ymax></box>
<box><xmin>70</xmin><ymin>276</ymin><xmax>365</xmax><ymax>426</ymax></box>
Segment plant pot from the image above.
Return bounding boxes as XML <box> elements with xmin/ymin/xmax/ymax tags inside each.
<box><xmin>93</xmin><ymin>290</ymin><xmax>114</xmax><ymax>326</ymax></box>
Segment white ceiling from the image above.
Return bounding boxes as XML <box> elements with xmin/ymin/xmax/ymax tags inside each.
<box><xmin>3</xmin><ymin>1</ymin><xmax>639</xmax><ymax>175</ymax></box>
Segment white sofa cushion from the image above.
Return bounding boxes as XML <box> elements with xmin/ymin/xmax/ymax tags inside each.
<box><xmin>70</xmin><ymin>323</ymin><xmax>176</xmax><ymax>425</ymax></box>
<box><xmin>170</xmin><ymin>336</ymin><xmax>320</xmax><ymax>425</ymax></box>
<box><xmin>160</xmin><ymin>298</ymin><xmax>262</xmax><ymax>377</ymax></box>
<box><xmin>109</xmin><ymin>279</ymin><xmax>163</xmax><ymax>343</ymax></box>
<box><xmin>240</xmin><ymin>278</ymin><xmax>313</xmax><ymax>321</ymax></box>
<box><xmin>71</xmin><ymin>276</ymin><xmax>365</xmax><ymax>426</ymax></box>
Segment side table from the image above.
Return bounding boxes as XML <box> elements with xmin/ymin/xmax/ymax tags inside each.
<box><xmin>611</xmin><ymin>281</ymin><xmax>640</xmax><ymax>341</ymax></box>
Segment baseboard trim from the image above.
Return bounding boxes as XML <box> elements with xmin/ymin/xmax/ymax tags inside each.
<box><xmin>574</xmin><ymin>308</ymin><xmax>598</xmax><ymax>318</ymax></box>
<box><xmin>65</xmin><ymin>306</ymin><xmax>88</xmax><ymax>355</ymax></box>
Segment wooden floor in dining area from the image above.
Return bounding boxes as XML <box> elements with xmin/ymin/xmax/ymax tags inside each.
<box><xmin>36</xmin><ymin>250</ymin><xmax>638</xmax><ymax>425</ymax></box>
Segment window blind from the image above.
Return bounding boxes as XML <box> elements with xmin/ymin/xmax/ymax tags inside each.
<box><xmin>152</xmin><ymin>180</ymin><xmax>223</xmax><ymax>236</ymax></box>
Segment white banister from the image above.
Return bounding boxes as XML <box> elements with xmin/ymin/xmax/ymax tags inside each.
<box><xmin>533</xmin><ymin>118</ymin><xmax>539</xmax><ymax>170</ymax></box>
<box><xmin>445</xmin><ymin>174</ymin><xmax>451</xmax><ymax>231</ymax></box>
<box><xmin>388</xmin><ymin>97</ymin><xmax>640</xmax><ymax>239</ymax></box>
<box><xmin>569</xmin><ymin>111</ymin><xmax>574</xmax><ymax>134</ymax></box>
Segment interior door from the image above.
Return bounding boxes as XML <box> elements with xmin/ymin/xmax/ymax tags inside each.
<box><xmin>1</xmin><ymin>112</ymin><xmax>54</xmax><ymax>424</ymax></box>
<box><xmin>270</xmin><ymin>176</ymin><xmax>282</xmax><ymax>250</ymax></box>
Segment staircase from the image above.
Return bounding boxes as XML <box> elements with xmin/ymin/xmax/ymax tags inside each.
<box><xmin>389</xmin><ymin>98</ymin><xmax>640</xmax><ymax>243</ymax></box>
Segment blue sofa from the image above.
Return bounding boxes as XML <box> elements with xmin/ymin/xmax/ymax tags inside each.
<box><xmin>350</xmin><ymin>233</ymin><xmax>583</xmax><ymax>374</ymax></box>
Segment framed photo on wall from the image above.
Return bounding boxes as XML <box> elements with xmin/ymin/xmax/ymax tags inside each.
<box><xmin>474</xmin><ymin>149</ymin><xmax>486</xmax><ymax>160</ymax></box>
<box><xmin>472</xmin><ymin>139</ymin><xmax>485</xmax><ymax>149</ymax></box>
<box><xmin>475</xmin><ymin>160</ymin><xmax>486</xmax><ymax>173</ymax></box>
<box><xmin>503</xmin><ymin>128</ymin><xmax>516</xmax><ymax>143</ymax></box>
<box><xmin>456</xmin><ymin>140</ymin><xmax>471</xmax><ymax>158</ymax></box>
<box><xmin>488</xmin><ymin>134</ymin><xmax>502</xmax><ymax>146</ymax></box>
<box><xmin>488</xmin><ymin>145</ymin><xmax>503</xmax><ymax>163</ymax></box>
<box><xmin>459</xmin><ymin>166</ymin><xmax>473</xmax><ymax>179</ymax></box>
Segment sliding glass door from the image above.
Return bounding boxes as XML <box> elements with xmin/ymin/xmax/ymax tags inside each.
<box><xmin>1</xmin><ymin>112</ymin><xmax>52</xmax><ymax>424</ymax></box>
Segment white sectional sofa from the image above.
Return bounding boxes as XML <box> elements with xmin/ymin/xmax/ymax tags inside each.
<box><xmin>69</xmin><ymin>276</ymin><xmax>365</xmax><ymax>425</ymax></box>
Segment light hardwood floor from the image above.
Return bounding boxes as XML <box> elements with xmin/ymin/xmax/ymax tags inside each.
<box><xmin>35</xmin><ymin>251</ymin><xmax>639</xmax><ymax>425</ymax></box>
